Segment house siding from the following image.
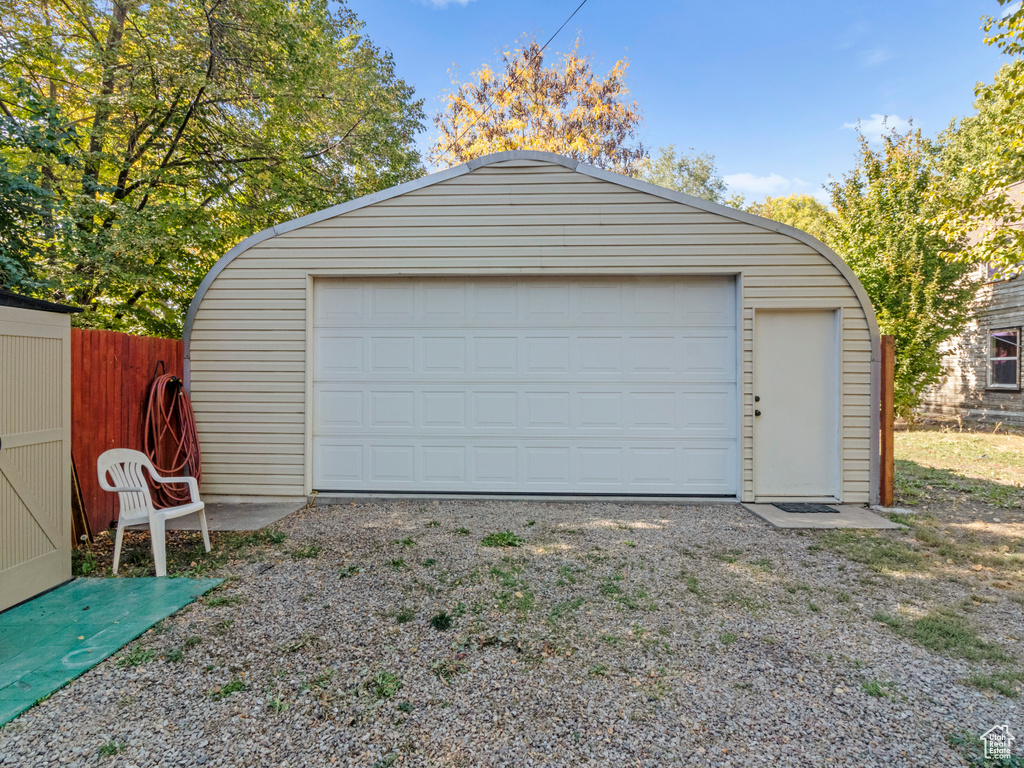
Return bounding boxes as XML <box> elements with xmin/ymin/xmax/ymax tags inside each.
<box><xmin>923</xmin><ymin>275</ymin><xmax>1024</xmax><ymax>424</ymax></box>
<box><xmin>188</xmin><ymin>158</ymin><xmax>877</xmax><ymax>502</ymax></box>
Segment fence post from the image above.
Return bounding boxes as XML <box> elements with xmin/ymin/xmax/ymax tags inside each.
<box><xmin>879</xmin><ymin>334</ymin><xmax>895</xmax><ymax>507</ymax></box>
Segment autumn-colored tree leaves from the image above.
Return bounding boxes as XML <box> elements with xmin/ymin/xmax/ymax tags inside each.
<box><xmin>430</xmin><ymin>39</ymin><xmax>645</xmax><ymax>174</ymax></box>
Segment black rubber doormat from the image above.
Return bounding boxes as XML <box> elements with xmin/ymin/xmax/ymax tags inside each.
<box><xmin>773</xmin><ymin>503</ymin><xmax>840</xmax><ymax>514</ymax></box>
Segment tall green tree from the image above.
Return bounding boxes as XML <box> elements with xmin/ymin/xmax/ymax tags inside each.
<box><xmin>747</xmin><ymin>194</ymin><xmax>832</xmax><ymax>242</ymax></box>
<box><xmin>631</xmin><ymin>145</ymin><xmax>726</xmax><ymax>202</ymax></box>
<box><xmin>824</xmin><ymin>128</ymin><xmax>977</xmax><ymax>419</ymax></box>
<box><xmin>0</xmin><ymin>0</ymin><xmax>424</xmax><ymax>335</ymax></box>
<box><xmin>931</xmin><ymin>1</ymin><xmax>1024</xmax><ymax>275</ymax></box>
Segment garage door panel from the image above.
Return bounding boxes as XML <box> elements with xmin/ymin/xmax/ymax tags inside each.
<box><xmin>312</xmin><ymin>277</ymin><xmax>738</xmax><ymax>495</ymax></box>
<box><xmin>312</xmin><ymin>437</ymin><xmax>737</xmax><ymax>494</ymax></box>
<box><xmin>313</xmin><ymin>330</ymin><xmax>736</xmax><ymax>382</ymax></box>
<box><xmin>315</xmin><ymin>384</ymin><xmax>736</xmax><ymax>437</ymax></box>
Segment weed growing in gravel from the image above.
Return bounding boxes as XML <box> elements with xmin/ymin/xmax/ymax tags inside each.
<box><xmin>713</xmin><ymin>550</ymin><xmax>743</xmax><ymax>564</ymax></box>
<box><xmin>338</xmin><ymin>565</ymin><xmax>360</xmax><ymax>578</ymax></box>
<box><xmin>873</xmin><ymin>609</ymin><xmax>1010</xmax><ymax>660</ymax></box>
<box><xmin>396</xmin><ymin>607</ymin><xmax>415</xmax><ymax>623</ymax></box>
<box><xmin>719</xmin><ymin>632</ymin><xmax>737</xmax><ymax>646</ymax></box>
<box><xmin>267</xmin><ymin>697</ymin><xmax>289</xmax><ymax>713</ymax></box>
<box><xmin>556</xmin><ymin>565</ymin><xmax>581</xmax><ymax>585</ymax></box>
<box><xmin>455</xmin><ymin>527</ymin><xmax>471</xmax><ymax>536</ymax></box>
<box><xmin>861</xmin><ymin>680</ymin><xmax>894</xmax><ymax>698</ymax></box>
<box><xmin>599</xmin><ymin>634</ymin><xmax>623</xmax><ymax>646</ymax></box>
<box><xmin>371</xmin><ymin>755</ymin><xmax>397</xmax><ymax>768</ymax></box>
<box><xmin>589</xmin><ymin>663</ymin><xmax>609</xmax><ymax>676</ymax></box>
<box><xmin>430</xmin><ymin>612</ymin><xmax>453</xmax><ymax>631</ymax></box>
<box><xmin>204</xmin><ymin>595</ymin><xmax>242</xmax><ymax>608</ymax></box>
<box><xmin>548</xmin><ymin>597</ymin><xmax>585</xmax><ymax>622</ymax></box>
<box><xmin>399</xmin><ymin>537</ymin><xmax>417</xmax><ymax>548</ymax></box>
<box><xmin>680</xmin><ymin>572</ymin><xmax>699</xmax><ymax>594</ymax></box>
<box><xmin>372</xmin><ymin>671</ymin><xmax>402</xmax><ymax>698</ymax></box>
<box><xmin>430</xmin><ymin>659</ymin><xmax>467</xmax><ymax>683</ymax></box>
<box><xmin>750</xmin><ymin>558</ymin><xmax>773</xmax><ymax>571</ymax></box>
<box><xmin>836</xmin><ymin>590</ymin><xmax>852</xmax><ymax>603</ymax></box>
<box><xmin>72</xmin><ymin>549</ymin><xmax>99</xmax><ymax>577</ymax></box>
<box><xmin>423</xmin><ymin>558</ymin><xmax>436</xmax><ymax>567</ymax></box>
<box><xmin>526</xmin><ymin>520</ymin><xmax>536</xmax><ymax>527</ymax></box>
<box><xmin>481</xmin><ymin>530</ymin><xmax>523</xmax><ymax>547</ymax></box>
<box><xmin>391</xmin><ymin>558</ymin><xmax>406</xmax><ymax>570</ymax></box>
<box><xmin>965</xmin><ymin>670</ymin><xmax>1024</xmax><ymax>698</ymax></box>
<box><xmin>165</xmin><ymin>637</ymin><xmax>199</xmax><ymax>663</ymax></box>
<box><xmin>624</xmin><ymin>540</ymin><xmax>636</xmax><ymax>548</ymax></box>
<box><xmin>306</xmin><ymin>670</ymin><xmax>334</xmax><ymax>690</ymax></box>
<box><xmin>97</xmin><ymin>741</ymin><xmax>122</xmax><ymax>757</ymax></box>
<box><xmin>211</xmin><ymin>619</ymin><xmax>234</xmax><ymax>636</ymax></box>
<box><xmin>427</xmin><ymin>520</ymin><xmax>440</xmax><ymax>528</ymax></box>
<box><xmin>280</xmin><ymin>632</ymin><xmax>316</xmax><ymax>653</ymax></box>
<box><xmin>210</xmin><ymin>679</ymin><xmax>246</xmax><ymax>700</ymax></box>
<box><xmin>291</xmin><ymin>544</ymin><xmax>321</xmax><ymax>559</ymax></box>
<box><xmin>809</xmin><ymin>603</ymin><xmax>820</xmax><ymax>613</ymax></box>
<box><xmin>397</xmin><ymin>701</ymin><xmax>414</xmax><ymax>713</ymax></box>
<box><xmin>117</xmin><ymin>647</ymin><xmax>155</xmax><ymax>667</ymax></box>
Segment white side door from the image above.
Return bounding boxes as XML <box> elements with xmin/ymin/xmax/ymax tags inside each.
<box><xmin>753</xmin><ymin>309</ymin><xmax>840</xmax><ymax>499</ymax></box>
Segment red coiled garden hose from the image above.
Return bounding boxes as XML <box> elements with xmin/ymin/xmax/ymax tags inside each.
<box><xmin>143</xmin><ymin>373</ymin><xmax>202</xmax><ymax>507</ymax></box>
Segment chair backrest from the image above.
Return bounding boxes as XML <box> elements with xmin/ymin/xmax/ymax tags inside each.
<box><xmin>97</xmin><ymin>449</ymin><xmax>156</xmax><ymax>519</ymax></box>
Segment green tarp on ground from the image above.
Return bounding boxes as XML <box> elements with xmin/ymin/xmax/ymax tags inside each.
<box><xmin>0</xmin><ymin>576</ymin><xmax>221</xmax><ymax>726</ymax></box>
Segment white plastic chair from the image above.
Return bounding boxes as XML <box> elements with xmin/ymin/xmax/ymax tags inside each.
<box><xmin>97</xmin><ymin>448</ymin><xmax>210</xmax><ymax>577</ymax></box>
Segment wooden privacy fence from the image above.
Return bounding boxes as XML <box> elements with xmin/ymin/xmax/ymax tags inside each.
<box><xmin>71</xmin><ymin>328</ymin><xmax>183</xmax><ymax>533</ymax></box>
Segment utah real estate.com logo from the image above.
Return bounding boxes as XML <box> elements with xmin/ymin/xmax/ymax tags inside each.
<box><xmin>981</xmin><ymin>724</ymin><xmax>1016</xmax><ymax>760</ymax></box>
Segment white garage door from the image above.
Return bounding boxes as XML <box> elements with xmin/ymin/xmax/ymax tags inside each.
<box><xmin>312</xmin><ymin>277</ymin><xmax>738</xmax><ymax>496</ymax></box>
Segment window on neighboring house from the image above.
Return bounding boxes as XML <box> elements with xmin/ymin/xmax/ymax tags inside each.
<box><xmin>988</xmin><ymin>328</ymin><xmax>1021</xmax><ymax>389</ymax></box>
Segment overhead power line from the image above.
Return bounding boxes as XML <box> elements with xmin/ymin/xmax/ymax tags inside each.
<box><xmin>437</xmin><ymin>0</ymin><xmax>592</xmax><ymax>165</ymax></box>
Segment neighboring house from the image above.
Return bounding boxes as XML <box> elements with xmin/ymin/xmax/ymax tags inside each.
<box><xmin>184</xmin><ymin>151</ymin><xmax>881</xmax><ymax>505</ymax></box>
<box><xmin>922</xmin><ymin>181</ymin><xmax>1024</xmax><ymax>425</ymax></box>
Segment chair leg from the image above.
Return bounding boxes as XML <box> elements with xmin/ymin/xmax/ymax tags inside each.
<box><xmin>112</xmin><ymin>523</ymin><xmax>125</xmax><ymax>576</ymax></box>
<box><xmin>197</xmin><ymin>508</ymin><xmax>211</xmax><ymax>553</ymax></box>
<box><xmin>151</xmin><ymin>518</ymin><xmax>167</xmax><ymax>577</ymax></box>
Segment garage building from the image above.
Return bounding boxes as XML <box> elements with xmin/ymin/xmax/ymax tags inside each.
<box><xmin>184</xmin><ymin>151</ymin><xmax>880</xmax><ymax>504</ymax></box>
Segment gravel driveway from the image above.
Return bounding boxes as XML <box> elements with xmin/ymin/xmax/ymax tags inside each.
<box><xmin>1</xmin><ymin>500</ymin><xmax>1020</xmax><ymax>767</ymax></box>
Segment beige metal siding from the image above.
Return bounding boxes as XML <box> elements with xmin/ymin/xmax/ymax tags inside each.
<box><xmin>189</xmin><ymin>161</ymin><xmax>875</xmax><ymax>502</ymax></box>
<box><xmin>0</xmin><ymin>306</ymin><xmax>72</xmax><ymax>610</ymax></box>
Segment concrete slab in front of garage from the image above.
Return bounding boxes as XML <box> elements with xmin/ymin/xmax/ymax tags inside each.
<box><xmin>743</xmin><ymin>504</ymin><xmax>904</xmax><ymax>530</ymax></box>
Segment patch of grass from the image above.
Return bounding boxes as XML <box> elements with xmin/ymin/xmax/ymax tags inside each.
<box><xmin>338</xmin><ymin>565</ymin><xmax>360</xmax><ymax>578</ymax></box>
<box><xmin>599</xmin><ymin>633</ymin><xmax>622</xmax><ymax>646</ymax></box>
<box><xmin>683</xmin><ymin>573</ymin><xmax>699</xmax><ymax>594</ymax></box>
<box><xmin>395</xmin><ymin>606</ymin><xmax>416</xmax><ymax>624</ymax></box>
<box><xmin>211</xmin><ymin>619</ymin><xmax>234</xmax><ymax>636</ymax></box>
<box><xmin>965</xmin><ymin>670</ymin><xmax>1024</xmax><ymax>698</ymax></box>
<box><xmin>809</xmin><ymin>603</ymin><xmax>820</xmax><ymax>613</ymax></box>
<box><xmin>713</xmin><ymin>552</ymin><xmax>739</xmax><ymax>564</ymax></box>
<box><xmin>430</xmin><ymin>659</ymin><xmax>466</xmax><ymax>683</ymax></box>
<box><xmin>481</xmin><ymin>530</ymin><xmax>523</xmax><ymax>548</ymax></box>
<box><xmin>819</xmin><ymin>530</ymin><xmax>926</xmax><ymax>574</ymax></box>
<box><xmin>430</xmin><ymin>612</ymin><xmax>453</xmax><ymax>631</ymax></box>
<box><xmin>204</xmin><ymin>595</ymin><xmax>242</xmax><ymax>608</ymax></box>
<box><xmin>399</xmin><ymin>537</ymin><xmax>417</xmax><ymax>548</ymax></box>
<box><xmin>548</xmin><ymin>597</ymin><xmax>585</xmax><ymax>621</ymax></box>
<box><xmin>372</xmin><ymin>670</ymin><xmax>402</xmax><ymax>699</ymax></box>
<box><xmin>589</xmin><ymin>663</ymin><xmax>609</xmax><ymax>677</ymax></box>
<box><xmin>750</xmin><ymin>557</ymin><xmax>773</xmax><ymax>571</ymax></box>
<box><xmin>873</xmin><ymin>609</ymin><xmax>1011</xmax><ymax>661</ymax></box>
<box><xmin>224</xmin><ymin>529</ymin><xmax>287</xmax><ymax>549</ymax></box>
<box><xmin>455</xmin><ymin>527</ymin><xmax>471</xmax><ymax>536</ymax></box>
<box><xmin>719</xmin><ymin>632</ymin><xmax>737</xmax><ymax>646</ymax></box>
<box><xmin>279</xmin><ymin>632</ymin><xmax>315</xmax><ymax>653</ymax></box>
<box><xmin>97</xmin><ymin>741</ymin><xmax>122</xmax><ymax>757</ymax></box>
<box><xmin>210</xmin><ymin>679</ymin><xmax>246</xmax><ymax>700</ymax></box>
<box><xmin>117</xmin><ymin>647</ymin><xmax>155</xmax><ymax>668</ymax></box>
<box><xmin>290</xmin><ymin>544</ymin><xmax>321</xmax><ymax>559</ymax></box>
<box><xmin>422</xmin><ymin>558</ymin><xmax>436</xmax><ymax>567</ymax></box>
<box><xmin>390</xmin><ymin>558</ymin><xmax>407</xmax><ymax>570</ymax></box>
<box><xmin>861</xmin><ymin>680</ymin><xmax>894</xmax><ymax>698</ymax></box>
<box><xmin>836</xmin><ymin>590</ymin><xmax>852</xmax><ymax>603</ymax></box>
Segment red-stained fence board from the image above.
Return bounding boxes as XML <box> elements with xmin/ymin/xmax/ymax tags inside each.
<box><xmin>71</xmin><ymin>329</ymin><xmax>183</xmax><ymax>532</ymax></box>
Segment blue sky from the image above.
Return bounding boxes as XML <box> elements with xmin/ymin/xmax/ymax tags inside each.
<box><xmin>344</xmin><ymin>0</ymin><xmax>1008</xmax><ymax>202</ymax></box>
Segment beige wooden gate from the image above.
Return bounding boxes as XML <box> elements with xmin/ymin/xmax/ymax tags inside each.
<box><xmin>0</xmin><ymin>305</ymin><xmax>72</xmax><ymax>611</ymax></box>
